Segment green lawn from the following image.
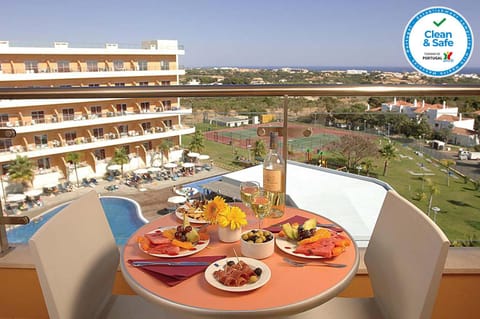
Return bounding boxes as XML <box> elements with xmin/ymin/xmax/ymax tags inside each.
<box><xmin>183</xmin><ymin>128</ymin><xmax>480</xmax><ymax>245</ymax></box>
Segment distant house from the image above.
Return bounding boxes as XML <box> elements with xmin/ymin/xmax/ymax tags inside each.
<box><xmin>250</xmin><ymin>77</ymin><xmax>265</xmax><ymax>85</ymax></box>
<box><xmin>204</xmin><ymin>115</ymin><xmax>249</xmax><ymax>127</ymax></box>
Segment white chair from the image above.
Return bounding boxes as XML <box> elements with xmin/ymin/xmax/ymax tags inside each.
<box><xmin>291</xmin><ymin>190</ymin><xmax>450</xmax><ymax>319</ymax></box>
<box><xmin>29</xmin><ymin>191</ymin><xmax>170</xmax><ymax>319</ymax></box>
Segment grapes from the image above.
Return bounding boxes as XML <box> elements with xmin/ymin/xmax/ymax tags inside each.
<box><xmin>174</xmin><ymin>225</ymin><xmax>194</xmax><ymax>241</ymax></box>
<box><xmin>254</xmin><ymin>267</ymin><xmax>262</xmax><ymax>276</ymax></box>
<box><xmin>297</xmin><ymin>228</ymin><xmax>316</xmax><ymax>240</ymax></box>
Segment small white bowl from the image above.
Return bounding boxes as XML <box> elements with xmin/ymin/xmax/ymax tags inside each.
<box><xmin>240</xmin><ymin>229</ymin><xmax>275</xmax><ymax>259</ymax></box>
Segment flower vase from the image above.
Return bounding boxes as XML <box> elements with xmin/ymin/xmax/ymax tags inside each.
<box><xmin>218</xmin><ymin>226</ymin><xmax>241</xmax><ymax>243</ymax></box>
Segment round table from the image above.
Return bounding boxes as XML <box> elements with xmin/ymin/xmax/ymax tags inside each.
<box><xmin>120</xmin><ymin>206</ymin><xmax>359</xmax><ymax>318</ymax></box>
<box><xmin>167</xmin><ymin>196</ymin><xmax>187</xmax><ymax>205</ymax></box>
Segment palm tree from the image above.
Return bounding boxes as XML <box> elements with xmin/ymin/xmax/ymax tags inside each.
<box><xmin>8</xmin><ymin>155</ymin><xmax>34</xmax><ymax>189</ymax></box>
<box><xmin>111</xmin><ymin>147</ymin><xmax>129</xmax><ymax>177</ymax></box>
<box><xmin>426</xmin><ymin>179</ymin><xmax>440</xmax><ymax>217</ymax></box>
<box><xmin>252</xmin><ymin>139</ymin><xmax>266</xmax><ymax>162</ymax></box>
<box><xmin>159</xmin><ymin>140</ymin><xmax>173</xmax><ymax>165</ymax></box>
<box><xmin>361</xmin><ymin>158</ymin><xmax>375</xmax><ymax>177</ymax></box>
<box><xmin>439</xmin><ymin>159</ymin><xmax>456</xmax><ymax>187</ymax></box>
<box><xmin>65</xmin><ymin>152</ymin><xmax>81</xmax><ymax>187</ymax></box>
<box><xmin>379</xmin><ymin>141</ymin><xmax>397</xmax><ymax>176</ymax></box>
<box><xmin>188</xmin><ymin>130</ymin><xmax>205</xmax><ymax>153</ymax></box>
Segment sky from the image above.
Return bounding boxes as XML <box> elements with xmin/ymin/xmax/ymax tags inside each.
<box><xmin>1</xmin><ymin>0</ymin><xmax>479</xmax><ymax>69</ymax></box>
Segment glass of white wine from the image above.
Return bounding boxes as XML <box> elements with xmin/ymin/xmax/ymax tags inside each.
<box><xmin>240</xmin><ymin>181</ymin><xmax>260</xmax><ymax>208</ymax></box>
<box><xmin>250</xmin><ymin>189</ymin><xmax>272</xmax><ymax>229</ymax></box>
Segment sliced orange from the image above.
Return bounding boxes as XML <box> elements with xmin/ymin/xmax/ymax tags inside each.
<box><xmin>297</xmin><ymin>228</ymin><xmax>331</xmax><ymax>245</ymax></box>
<box><xmin>171</xmin><ymin>239</ymin><xmax>194</xmax><ymax>250</ymax></box>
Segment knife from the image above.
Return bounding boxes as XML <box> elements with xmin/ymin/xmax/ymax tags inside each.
<box><xmin>131</xmin><ymin>261</ymin><xmax>211</xmax><ymax>267</ymax></box>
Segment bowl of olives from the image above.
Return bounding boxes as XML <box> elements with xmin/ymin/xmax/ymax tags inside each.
<box><xmin>240</xmin><ymin>229</ymin><xmax>274</xmax><ymax>259</ymax></box>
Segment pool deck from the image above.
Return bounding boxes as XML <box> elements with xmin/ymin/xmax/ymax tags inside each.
<box><xmin>13</xmin><ymin>166</ymin><xmax>228</xmax><ymax>223</ymax></box>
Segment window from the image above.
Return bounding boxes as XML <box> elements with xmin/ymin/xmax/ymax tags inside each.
<box><xmin>0</xmin><ymin>139</ymin><xmax>12</xmax><ymax>151</ymax></box>
<box><xmin>141</xmin><ymin>122</ymin><xmax>151</xmax><ymax>130</ymax></box>
<box><xmin>116</xmin><ymin>103</ymin><xmax>127</xmax><ymax>113</ymax></box>
<box><xmin>34</xmin><ymin>134</ymin><xmax>48</xmax><ymax>147</ymax></box>
<box><xmin>114</xmin><ymin>60</ymin><xmax>124</xmax><ymax>71</ymax></box>
<box><xmin>118</xmin><ymin>125</ymin><xmax>128</xmax><ymax>134</ymax></box>
<box><xmin>64</xmin><ymin>131</ymin><xmax>77</xmax><ymax>144</ymax></box>
<box><xmin>86</xmin><ymin>60</ymin><xmax>98</xmax><ymax>72</ymax></box>
<box><xmin>90</xmin><ymin>105</ymin><xmax>102</xmax><ymax>117</ymax></box>
<box><xmin>138</xmin><ymin>81</ymin><xmax>149</xmax><ymax>86</ymax></box>
<box><xmin>0</xmin><ymin>113</ymin><xmax>9</xmax><ymax>126</ymax></box>
<box><xmin>94</xmin><ymin>149</ymin><xmax>106</xmax><ymax>160</ymax></box>
<box><xmin>25</xmin><ymin>60</ymin><xmax>38</xmax><ymax>73</ymax></box>
<box><xmin>140</xmin><ymin>102</ymin><xmax>150</xmax><ymax>112</ymax></box>
<box><xmin>160</xmin><ymin>60</ymin><xmax>169</xmax><ymax>70</ymax></box>
<box><xmin>88</xmin><ymin>83</ymin><xmax>100</xmax><ymax>87</ymax></box>
<box><xmin>31</xmin><ymin>111</ymin><xmax>45</xmax><ymax>124</ymax></box>
<box><xmin>62</xmin><ymin>108</ymin><xmax>75</xmax><ymax>121</ymax></box>
<box><xmin>57</xmin><ymin>61</ymin><xmax>70</xmax><ymax>72</ymax></box>
<box><xmin>92</xmin><ymin>127</ymin><xmax>104</xmax><ymax>138</ymax></box>
<box><xmin>37</xmin><ymin>158</ymin><xmax>51</xmax><ymax>170</ymax></box>
<box><xmin>138</xmin><ymin>60</ymin><xmax>148</xmax><ymax>71</ymax></box>
<box><xmin>143</xmin><ymin>141</ymin><xmax>152</xmax><ymax>151</ymax></box>
<box><xmin>163</xmin><ymin>119</ymin><xmax>172</xmax><ymax>128</ymax></box>
<box><xmin>161</xmin><ymin>81</ymin><xmax>170</xmax><ymax>86</ymax></box>
<box><xmin>114</xmin><ymin>82</ymin><xmax>125</xmax><ymax>87</ymax></box>
<box><xmin>162</xmin><ymin>100</ymin><xmax>172</xmax><ymax>109</ymax></box>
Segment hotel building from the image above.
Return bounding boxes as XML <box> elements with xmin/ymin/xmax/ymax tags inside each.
<box><xmin>0</xmin><ymin>40</ymin><xmax>193</xmax><ymax>187</ymax></box>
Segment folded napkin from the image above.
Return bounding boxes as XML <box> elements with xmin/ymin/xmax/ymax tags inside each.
<box><xmin>128</xmin><ymin>255</ymin><xmax>226</xmax><ymax>286</ymax></box>
<box><xmin>265</xmin><ymin>215</ymin><xmax>308</xmax><ymax>233</ymax></box>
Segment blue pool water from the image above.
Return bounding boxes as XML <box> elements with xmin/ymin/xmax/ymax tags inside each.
<box><xmin>7</xmin><ymin>196</ymin><xmax>148</xmax><ymax>245</ymax></box>
<box><xmin>183</xmin><ymin>175</ymin><xmax>222</xmax><ymax>194</ymax></box>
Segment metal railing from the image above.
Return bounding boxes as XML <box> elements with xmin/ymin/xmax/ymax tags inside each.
<box><xmin>0</xmin><ymin>84</ymin><xmax>479</xmax><ymax>257</ymax></box>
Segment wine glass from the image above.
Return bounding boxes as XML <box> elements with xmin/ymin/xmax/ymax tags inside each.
<box><xmin>240</xmin><ymin>181</ymin><xmax>260</xmax><ymax>208</ymax></box>
<box><xmin>250</xmin><ymin>189</ymin><xmax>272</xmax><ymax>229</ymax></box>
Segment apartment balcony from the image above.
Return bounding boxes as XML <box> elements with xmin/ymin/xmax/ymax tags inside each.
<box><xmin>0</xmin><ymin>84</ymin><xmax>479</xmax><ymax>318</ymax></box>
<box><xmin>0</xmin><ymin>68</ymin><xmax>186</xmax><ymax>82</ymax></box>
<box><xmin>0</xmin><ymin>125</ymin><xmax>194</xmax><ymax>162</ymax></box>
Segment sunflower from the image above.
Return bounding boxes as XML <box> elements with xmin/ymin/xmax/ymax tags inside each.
<box><xmin>217</xmin><ymin>205</ymin><xmax>248</xmax><ymax>230</ymax></box>
<box><xmin>203</xmin><ymin>196</ymin><xmax>227</xmax><ymax>224</ymax></box>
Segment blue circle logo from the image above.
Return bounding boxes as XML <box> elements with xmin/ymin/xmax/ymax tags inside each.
<box><xmin>403</xmin><ymin>7</ymin><xmax>474</xmax><ymax>77</ymax></box>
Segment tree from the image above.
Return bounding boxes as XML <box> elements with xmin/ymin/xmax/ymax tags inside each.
<box><xmin>361</xmin><ymin>158</ymin><xmax>375</xmax><ymax>177</ymax></box>
<box><xmin>252</xmin><ymin>139</ymin><xmax>266</xmax><ymax>161</ymax></box>
<box><xmin>188</xmin><ymin>130</ymin><xmax>205</xmax><ymax>153</ymax></box>
<box><xmin>426</xmin><ymin>179</ymin><xmax>440</xmax><ymax>217</ymax></box>
<box><xmin>325</xmin><ymin>135</ymin><xmax>378</xmax><ymax>171</ymax></box>
<box><xmin>379</xmin><ymin>140</ymin><xmax>397</xmax><ymax>176</ymax></box>
<box><xmin>8</xmin><ymin>155</ymin><xmax>34</xmax><ymax>189</ymax></box>
<box><xmin>66</xmin><ymin>152</ymin><xmax>81</xmax><ymax>187</ymax></box>
<box><xmin>111</xmin><ymin>147</ymin><xmax>129</xmax><ymax>177</ymax></box>
<box><xmin>439</xmin><ymin>159</ymin><xmax>456</xmax><ymax>187</ymax></box>
<box><xmin>158</xmin><ymin>140</ymin><xmax>173</xmax><ymax>165</ymax></box>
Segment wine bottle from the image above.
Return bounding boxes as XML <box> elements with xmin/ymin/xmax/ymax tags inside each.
<box><xmin>262</xmin><ymin>132</ymin><xmax>285</xmax><ymax>218</ymax></box>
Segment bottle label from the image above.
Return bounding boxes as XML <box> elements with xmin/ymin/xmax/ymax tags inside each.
<box><xmin>263</xmin><ymin>169</ymin><xmax>282</xmax><ymax>192</ymax></box>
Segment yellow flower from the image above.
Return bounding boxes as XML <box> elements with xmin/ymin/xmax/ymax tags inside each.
<box><xmin>217</xmin><ymin>205</ymin><xmax>247</xmax><ymax>230</ymax></box>
<box><xmin>203</xmin><ymin>196</ymin><xmax>227</xmax><ymax>224</ymax></box>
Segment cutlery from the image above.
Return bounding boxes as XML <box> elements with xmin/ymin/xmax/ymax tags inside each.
<box><xmin>131</xmin><ymin>261</ymin><xmax>211</xmax><ymax>267</ymax></box>
<box><xmin>283</xmin><ymin>257</ymin><xmax>347</xmax><ymax>268</ymax></box>
<box><xmin>269</xmin><ymin>222</ymin><xmax>343</xmax><ymax>232</ymax></box>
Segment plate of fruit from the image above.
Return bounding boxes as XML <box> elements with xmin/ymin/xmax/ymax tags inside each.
<box><xmin>137</xmin><ymin>217</ymin><xmax>210</xmax><ymax>258</ymax></box>
<box><xmin>205</xmin><ymin>257</ymin><xmax>271</xmax><ymax>292</ymax></box>
<box><xmin>275</xmin><ymin>218</ymin><xmax>351</xmax><ymax>259</ymax></box>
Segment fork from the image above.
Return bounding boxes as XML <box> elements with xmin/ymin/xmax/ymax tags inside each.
<box><xmin>283</xmin><ymin>257</ymin><xmax>347</xmax><ymax>268</ymax></box>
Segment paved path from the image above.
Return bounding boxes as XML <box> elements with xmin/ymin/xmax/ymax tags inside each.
<box><xmin>18</xmin><ymin>166</ymin><xmax>228</xmax><ymax>222</ymax></box>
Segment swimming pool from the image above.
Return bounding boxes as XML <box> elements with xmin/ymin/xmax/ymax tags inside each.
<box><xmin>7</xmin><ymin>196</ymin><xmax>148</xmax><ymax>245</ymax></box>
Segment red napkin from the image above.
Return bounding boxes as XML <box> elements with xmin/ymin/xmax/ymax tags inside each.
<box><xmin>265</xmin><ymin>215</ymin><xmax>308</xmax><ymax>233</ymax></box>
<box><xmin>128</xmin><ymin>255</ymin><xmax>226</xmax><ymax>286</ymax></box>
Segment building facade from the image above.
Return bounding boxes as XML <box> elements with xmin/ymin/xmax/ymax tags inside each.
<box><xmin>0</xmin><ymin>40</ymin><xmax>193</xmax><ymax>187</ymax></box>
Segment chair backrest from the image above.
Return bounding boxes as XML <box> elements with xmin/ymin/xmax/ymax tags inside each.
<box><xmin>365</xmin><ymin>190</ymin><xmax>449</xmax><ymax>319</ymax></box>
<box><xmin>29</xmin><ymin>191</ymin><xmax>119</xmax><ymax>319</ymax></box>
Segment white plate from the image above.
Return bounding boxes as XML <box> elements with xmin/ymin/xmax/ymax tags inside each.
<box><xmin>275</xmin><ymin>235</ymin><xmax>327</xmax><ymax>259</ymax></box>
<box><xmin>139</xmin><ymin>227</ymin><xmax>209</xmax><ymax>258</ymax></box>
<box><xmin>204</xmin><ymin>257</ymin><xmax>271</xmax><ymax>292</ymax></box>
<box><xmin>175</xmin><ymin>207</ymin><xmax>209</xmax><ymax>224</ymax></box>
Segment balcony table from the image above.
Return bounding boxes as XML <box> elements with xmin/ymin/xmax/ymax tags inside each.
<box><xmin>120</xmin><ymin>206</ymin><xmax>359</xmax><ymax>318</ymax></box>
